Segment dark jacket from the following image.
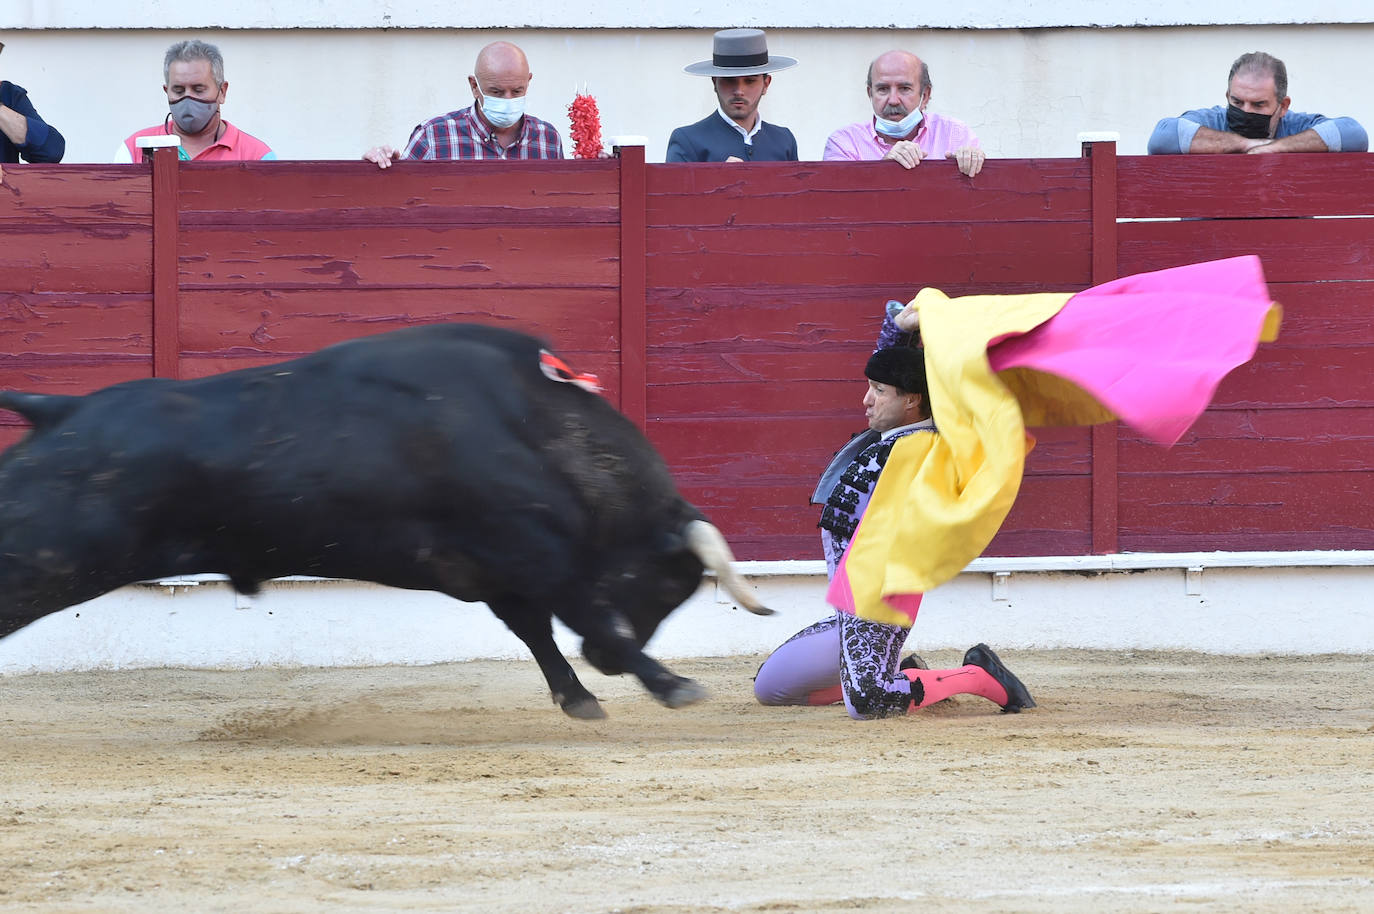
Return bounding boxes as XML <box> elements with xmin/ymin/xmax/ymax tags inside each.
<box><xmin>666</xmin><ymin>112</ymin><xmax>798</xmax><ymax>163</ymax></box>
<box><xmin>1</xmin><ymin>81</ymin><xmax>65</xmax><ymax>163</ymax></box>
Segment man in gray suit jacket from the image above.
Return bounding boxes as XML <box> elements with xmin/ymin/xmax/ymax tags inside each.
<box><xmin>666</xmin><ymin>29</ymin><xmax>798</xmax><ymax>163</ymax></box>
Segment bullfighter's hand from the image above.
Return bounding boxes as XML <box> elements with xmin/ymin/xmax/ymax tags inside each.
<box><xmin>946</xmin><ymin>146</ymin><xmax>985</xmax><ymax>177</ymax></box>
<box><xmin>895</xmin><ymin>302</ymin><xmax>921</xmax><ymax>333</ymax></box>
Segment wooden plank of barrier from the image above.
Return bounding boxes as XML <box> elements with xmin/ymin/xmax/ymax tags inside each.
<box><xmin>1087</xmin><ymin>139</ymin><xmax>1119</xmax><ymax>555</ymax></box>
<box><xmin>0</xmin><ymin>357</ymin><xmax>150</xmax><ymax>398</ymax></box>
<box><xmin>646</xmin><ymin>221</ymin><xmax>1092</xmax><ymax>287</ymax></box>
<box><xmin>151</xmin><ymin>146</ymin><xmax>180</xmax><ymax>379</ymax></box>
<box><xmin>0</xmin><ymin>293</ymin><xmax>153</xmax><ymax>356</ymax></box>
<box><xmin>0</xmin><ymin>165</ymin><xmax>152</xmax><ymax>224</ymax></box>
<box><xmin>1119</xmin><ymin>217</ymin><xmax>1374</xmax><ymax>281</ymax></box>
<box><xmin>177</xmin><ymin>161</ymin><xmax>620</xmax><ymax>226</ymax></box>
<box><xmin>0</xmin><ymin>230</ymin><xmax>150</xmax><ymax>293</ymax></box>
<box><xmin>1209</xmin><ymin>345</ymin><xmax>1374</xmax><ymax>409</ymax></box>
<box><xmin>1119</xmin><ymin>471</ymin><xmax>1374</xmax><ymax>552</ymax></box>
<box><xmin>653</xmin><ymin>416</ymin><xmax>1090</xmax><ymax>480</ymax></box>
<box><xmin>618</xmin><ymin>143</ymin><xmax>648</xmax><ymax>428</ymax></box>
<box><xmin>645</xmin><ymin>159</ymin><xmax>1093</xmax><ymax>226</ymax></box>
<box><xmin>1118</xmin><ymin>407</ymin><xmax>1374</xmax><ymax>474</ymax></box>
<box><xmin>1262</xmin><ymin>280</ymin><xmax>1374</xmax><ymax>344</ymax></box>
<box><xmin>177</xmin><ymin>224</ymin><xmax>619</xmax><ymax>289</ymax></box>
<box><xmin>178</xmin><ymin>287</ymin><xmax>622</xmax><ymax>356</ymax></box>
<box><xmin>1117</xmin><ymin>153</ymin><xmax>1374</xmax><ymax>219</ymax></box>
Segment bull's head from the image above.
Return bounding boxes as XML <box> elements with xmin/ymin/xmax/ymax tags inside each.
<box><xmin>581</xmin><ymin>519</ymin><xmax>769</xmax><ymax>677</ymax></box>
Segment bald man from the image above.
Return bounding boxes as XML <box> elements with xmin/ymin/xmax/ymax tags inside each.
<box><xmin>363</xmin><ymin>41</ymin><xmax>563</xmax><ymax>165</ymax></box>
<box><xmin>823</xmin><ymin>50</ymin><xmax>984</xmax><ymax>177</ymax></box>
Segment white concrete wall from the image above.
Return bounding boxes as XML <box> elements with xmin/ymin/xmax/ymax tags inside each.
<box><xmin>8</xmin><ymin>2</ymin><xmax>1374</xmax><ymax>29</ymax></box>
<box><xmin>2</xmin><ymin>21</ymin><xmax>1370</xmax><ymax>164</ymax></box>
<box><xmin>1</xmin><ymin>557</ymin><xmax>1369</xmax><ymax>674</ymax></box>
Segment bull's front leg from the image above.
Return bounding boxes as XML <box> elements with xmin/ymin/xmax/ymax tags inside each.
<box><xmin>487</xmin><ymin>600</ymin><xmax>606</xmax><ymax>720</ymax></box>
<box><xmin>578</xmin><ymin>613</ymin><xmax>708</xmax><ymax>710</ymax></box>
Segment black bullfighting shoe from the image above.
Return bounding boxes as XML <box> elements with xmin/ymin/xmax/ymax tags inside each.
<box><xmin>899</xmin><ymin>653</ymin><xmax>929</xmax><ymax>671</ymax></box>
<box><xmin>963</xmin><ymin>643</ymin><xmax>1037</xmax><ymax>713</ymax></box>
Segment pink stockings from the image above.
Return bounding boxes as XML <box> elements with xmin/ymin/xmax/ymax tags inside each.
<box><xmin>754</xmin><ymin>612</ymin><xmax>1007</xmax><ymax>720</ymax></box>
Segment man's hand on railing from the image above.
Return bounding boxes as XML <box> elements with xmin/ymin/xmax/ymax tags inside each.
<box><xmin>1245</xmin><ymin>129</ymin><xmax>1331</xmax><ymax>154</ymax></box>
<box><xmin>946</xmin><ymin>145</ymin><xmax>986</xmax><ymax>177</ymax></box>
<box><xmin>362</xmin><ymin>145</ymin><xmax>402</xmax><ymax>169</ymax></box>
<box><xmin>881</xmin><ymin>139</ymin><xmax>925</xmax><ymax>170</ymax></box>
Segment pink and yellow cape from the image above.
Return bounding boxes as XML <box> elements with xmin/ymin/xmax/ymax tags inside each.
<box><xmin>826</xmin><ymin>256</ymin><xmax>1283</xmax><ymax>628</ymax></box>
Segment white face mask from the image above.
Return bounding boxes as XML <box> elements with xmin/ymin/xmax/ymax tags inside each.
<box><xmin>479</xmin><ymin>93</ymin><xmax>526</xmax><ymax>129</ymax></box>
<box><xmin>873</xmin><ymin>106</ymin><xmax>923</xmax><ymax>139</ymax></box>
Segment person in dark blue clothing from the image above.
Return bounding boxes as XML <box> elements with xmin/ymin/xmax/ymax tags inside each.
<box><xmin>1</xmin><ymin>46</ymin><xmax>66</xmax><ymax>163</ymax></box>
<box><xmin>667</xmin><ymin>28</ymin><xmax>798</xmax><ymax>163</ymax></box>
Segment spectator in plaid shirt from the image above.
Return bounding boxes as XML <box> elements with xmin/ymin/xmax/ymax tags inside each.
<box><xmin>364</xmin><ymin>41</ymin><xmax>563</xmax><ymax>166</ymax></box>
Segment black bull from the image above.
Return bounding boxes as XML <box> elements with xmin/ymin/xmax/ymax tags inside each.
<box><xmin>0</xmin><ymin>324</ymin><xmax>769</xmax><ymax>718</ymax></box>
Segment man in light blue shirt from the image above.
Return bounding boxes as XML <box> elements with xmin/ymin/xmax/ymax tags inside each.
<box><xmin>1148</xmin><ymin>52</ymin><xmax>1366</xmax><ymax>155</ymax></box>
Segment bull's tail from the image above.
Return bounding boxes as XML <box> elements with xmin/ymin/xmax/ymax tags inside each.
<box><xmin>684</xmin><ymin>520</ymin><xmax>771</xmax><ymax>615</ymax></box>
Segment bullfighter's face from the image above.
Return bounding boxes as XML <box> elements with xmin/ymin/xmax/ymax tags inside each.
<box><xmin>863</xmin><ymin>380</ymin><xmax>922</xmax><ymax>434</ymax></box>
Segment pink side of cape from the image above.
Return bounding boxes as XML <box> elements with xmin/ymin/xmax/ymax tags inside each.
<box><xmin>987</xmin><ymin>256</ymin><xmax>1272</xmax><ymax>446</ymax></box>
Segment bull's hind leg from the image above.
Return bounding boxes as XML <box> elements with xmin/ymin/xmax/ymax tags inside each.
<box><xmin>487</xmin><ymin>600</ymin><xmax>606</xmax><ymax>720</ymax></box>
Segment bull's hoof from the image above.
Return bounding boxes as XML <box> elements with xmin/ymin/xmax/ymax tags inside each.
<box><xmin>562</xmin><ymin>696</ymin><xmax>608</xmax><ymax>720</ymax></box>
<box><xmin>656</xmin><ymin>677</ymin><xmax>708</xmax><ymax>709</ymax></box>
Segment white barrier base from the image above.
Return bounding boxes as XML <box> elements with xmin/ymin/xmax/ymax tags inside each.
<box><xmin>1</xmin><ymin>552</ymin><xmax>1371</xmax><ymax>673</ymax></box>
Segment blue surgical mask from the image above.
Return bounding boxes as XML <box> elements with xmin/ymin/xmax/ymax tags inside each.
<box><xmin>874</xmin><ymin>107</ymin><xmax>923</xmax><ymax>140</ymax></box>
<box><xmin>479</xmin><ymin>93</ymin><xmax>526</xmax><ymax>129</ymax></box>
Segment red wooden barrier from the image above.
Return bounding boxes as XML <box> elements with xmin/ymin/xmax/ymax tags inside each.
<box><xmin>0</xmin><ymin>146</ymin><xmax>1370</xmax><ymax>560</ymax></box>
<box><xmin>0</xmin><ymin>165</ymin><xmax>153</xmax><ymax>401</ymax></box>
<box><xmin>642</xmin><ymin>158</ymin><xmax>1095</xmax><ymax>558</ymax></box>
<box><xmin>1111</xmin><ymin>152</ymin><xmax>1374</xmax><ymax>554</ymax></box>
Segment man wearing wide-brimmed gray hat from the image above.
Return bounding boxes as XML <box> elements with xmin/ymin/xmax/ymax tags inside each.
<box><xmin>666</xmin><ymin>28</ymin><xmax>798</xmax><ymax>162</ymax></box>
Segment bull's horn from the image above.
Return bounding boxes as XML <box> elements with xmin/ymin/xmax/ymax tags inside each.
<box><xmin>0</xmin><ymin>391</ymin><xmax>80</xmax><ymax>431</ymax></box>
<box><xmin>685</xmin><ymin>520</ymin><xmax>772</xmax><ymax>616</ymax></box>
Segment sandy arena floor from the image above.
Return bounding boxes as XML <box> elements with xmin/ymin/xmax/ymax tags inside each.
<box><xmin>1</xmin><ymin>650</ymin><xmax>1371</xmax><ymax>913</ymax></box>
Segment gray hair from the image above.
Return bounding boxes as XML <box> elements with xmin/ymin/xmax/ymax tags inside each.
<box><xmin>866</xmin><ymin>54</ymin><xmax>932</xmax><ymax>96</ymax></box>
<box><xmin>164</xmin><ymin>39</ymin><xmax>225</xmax><ymax>86</ymax></box>
<box><xmin>1229</xmin><ymin>51</ymin><xmax>1287</xmax><ymax>99</ymax></box>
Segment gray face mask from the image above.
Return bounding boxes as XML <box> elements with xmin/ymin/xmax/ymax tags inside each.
<box><xmin>169</xmin><ymin>96</ymin><xmax>218</xmax><ymax>134</ymax></box>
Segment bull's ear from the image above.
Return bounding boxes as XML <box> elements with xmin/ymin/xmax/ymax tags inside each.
<box><xmin>0</xmin><ymin>392</ymin><xmax>81</xmax><ymax>430</ymax></box>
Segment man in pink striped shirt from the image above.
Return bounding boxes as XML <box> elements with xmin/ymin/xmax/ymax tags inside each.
<box><xmin>823</xmin><ymin>50</ymin><xmax>984</xmax><ymax>177</ymax></box>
